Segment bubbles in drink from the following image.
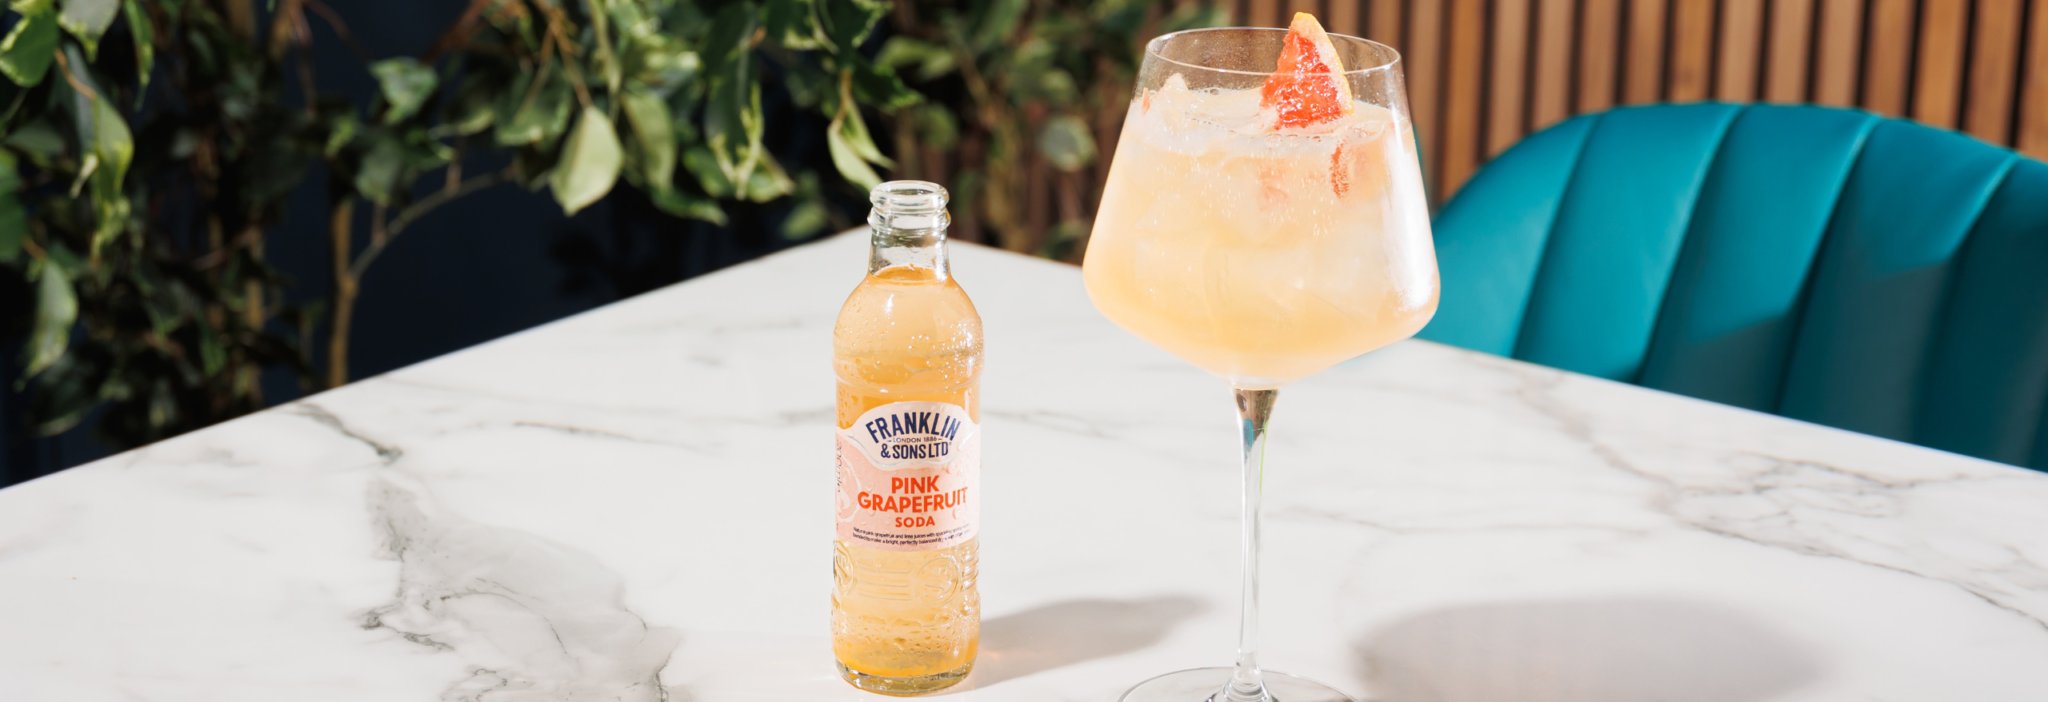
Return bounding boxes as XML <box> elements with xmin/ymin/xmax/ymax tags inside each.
<box><xmin>1084</xmin><ymin>83</ymin><xmax>1439</xmax><ymax>389</ymax></box>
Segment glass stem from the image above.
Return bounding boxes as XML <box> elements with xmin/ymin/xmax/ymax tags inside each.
<box><xmin>1225</xmin><ymin>388</ymin><xmax>1278</xmax><ymax>702</ymax></box>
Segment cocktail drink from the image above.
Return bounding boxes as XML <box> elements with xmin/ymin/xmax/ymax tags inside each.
<box><xmin>1083</xmin><ymin>16</ymin><xmax>1436</xmax><ymax>702</ymax></box>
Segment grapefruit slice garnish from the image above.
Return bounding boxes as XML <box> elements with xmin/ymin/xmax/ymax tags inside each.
<box><xmin>1260</xmin><ymin>13</ymin><xmax>1355</xmax><ymax>130</ymax></box>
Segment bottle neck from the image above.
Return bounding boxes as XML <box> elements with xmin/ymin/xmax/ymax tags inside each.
<box><xmin>868</xmin><ymin>226</ymin><xmax>950</xmax><ymax>278</ymax></box>
<box><xmin>865</xmin><ymin>180</ymin><xmax>953</xmax><ymax>278</ymax></box>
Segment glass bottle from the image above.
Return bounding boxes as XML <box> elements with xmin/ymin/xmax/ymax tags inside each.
<box><xmin>831</xmin><ymin>181</ymin><xmax>983</xmax><ymax>695</ymax></box>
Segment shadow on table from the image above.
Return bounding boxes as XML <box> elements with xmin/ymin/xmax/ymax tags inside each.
<box><xmin>968</xmin><ymin>596</ymin><xmax>1206</xmax><ymax>687</ymax></box>
<box><xmin>1354</xmin><ymin>598</ymin><xmax>1821</xmax><ymax>702</ymax></box>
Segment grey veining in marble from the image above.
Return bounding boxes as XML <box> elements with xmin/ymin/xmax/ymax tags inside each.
<box><xmin>2</xmin><ymin>231</ymin><xmax>2046</xmax><ymax>701</ymax></box>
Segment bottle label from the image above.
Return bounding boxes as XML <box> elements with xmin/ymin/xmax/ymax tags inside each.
<box><xmin>835</xmin><ymin>401</ymin><xmax>980</xmax><ymax>551</ymax></box>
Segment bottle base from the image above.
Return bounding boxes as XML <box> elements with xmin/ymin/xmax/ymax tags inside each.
<box><xmin>836</xmin><ymin>659</ymin><xmax>975</xmax><ymax>696</ymax></box>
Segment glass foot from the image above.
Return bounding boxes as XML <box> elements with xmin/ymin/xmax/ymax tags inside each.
<box><xmin>1119</xmin><ymin>668</ymin><xmax>1357</xmax><ymax>702</ymax></box>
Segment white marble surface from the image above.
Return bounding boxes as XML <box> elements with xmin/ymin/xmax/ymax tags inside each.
<box><xmin>4</xmin><ymin>231</ymin><xmax>2048</xmax><ymax>702</ymax></box>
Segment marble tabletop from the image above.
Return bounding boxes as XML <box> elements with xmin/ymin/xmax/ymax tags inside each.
<box><xmin>3</xmin><ymin>231</ymin><xmax>2047</xmax><ymax>702</ymax></box>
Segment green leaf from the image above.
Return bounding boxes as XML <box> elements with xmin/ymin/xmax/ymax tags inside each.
<box><xmin>1034</xmin><ymin>68</ymin><xmax>1078</xmax><ymax>107</ymax></box>
<box><xmin>323</xmin><ymin>111</ymin><xmax>358</xmax><ymax>157</ymax></box>
<box><xmin>969</xmin><ymin>0</ymin><xmax>1027</xmax><ymax>52</ymax></box>
<box><xmin>780</xmin><ymin>199</ymin><xmax>827</xmax><ymax>239</ymax></box>
<box><xmin>847</xmin><ymin>57</ymin><xmax>922</xmax><ymax>111</ymax></box>
<box><xmin>89</xmin><ymin>84</ymin><xmax>132</xmax><ymax>186</ymax></box>
<box><xmin>550</xmin><ymin>105</ymin><xmax>622</xmax><ymax>215</ymax></box>
<box><xmin>5</xmin><ymin>121</ymin><xmax>64</xmax><ymax>164</ymax></box>
<box><xmin>495</xmin><ymin>72</ymin><xmax>573</xmax><ymax>145</ymax></box>
<box><xmin>816</xmin><ymin>0</ymin><xmax>887</xmax><ymax>54</ymax></box>
<box><xmin>57</xmin><ymin>0</ymin><xmax>117</xmax><ymax>59</ymax></box>
<box><xmin>650</xmin><ymin>186</ymin><xmax>728</xmax><ymax>225</ymax></box>
<box><xmin>589</xmin><ymin>0</ymin><xmax>621</xmax><ymax>102</ymax></box>
<box><xmin>371</xmin><ymin>58</ymin><xmax>438</xmax><ymax>125</ymax></box>
<box><xmin>0</xmin><ymin>4</ymin><xmax>59</xmax><ymax>87</ymax></box>
<box><xmin>122</xmin><ymin>0</ymin><xmax>149</xmax><ymax>96</ymax></box>
<box><xmin>63</xmin><ymin>45</ymin><xmax>133</xmax><ymax>253</ymax></box>
<box><xmin>914</xmin><ymin>104</ymin><xmax>958</xmax><ymax>150</ymax></box>
<box><xmin>1038</xmin><ymin>114</ymin><xmax>1095</xmax><ymax>171</ymax></box>
<box><xmin>25</xmin><ymin>258</ymin><xmax>78</xmax><ymax>379</ymax></box>
<box><xmin>197</xmin><ymin>324</ymin><xmax>225</xmax><ymax>376</ymax></box>
<box><xmin>0</xmin><ymin>149</ymin><xmax>23</xmax><ymax>264</ymax></box>
<box><xmin>762</xmin><ymin>0</ymin><xmax>821</xmax><ymax>50</ymax></box>
<box><xmin>875</xmin><ymin>37</ymin><xmax>956</xmax><ymax>81</ymax></box>
<box><xmin>782</xmin><ymin>60</ymin><xmax>831</xmax><ymax>108</ymax></box>
<box><xmin>682</xmin><ymin>144</ymin><xmax>732</xmax><ymax>198</ymax></box>
<box><xmin>698</xmin><ymin>3</ymin><xmax>755</xmax><ymax>75</ymax></box>
<box><xmin>705</xmin><ymin>66</ymin><xmax>764</xmax><ymax>191</ymax></box>
<box><xmin>25</xmin><ymin>349</ymin><xmax>93</xmax><ymax>435</ymax></box>
<box><xmin>1090</xmin><ymin>0</ymin><xmax>1150</xmax><ymax>37</ymax></box>
<box><xmin>836</xmin><ymin>94</ymin><xmax>892</xmax><ymax>168</ymax></box>
<box><xmin>352</xmin><ymin>136</ymin><xmax>404</xmax><ymax>205</ymax></box>
<box><xmin>828</xmin><ymin>116</ymin><xmax>881</xmax><ymax>191</ymax></box>
<box><xmin>742</xmin><ymin>151</ymin><xmax>794</xmax><ymax>202</ymax></box>
<box><xmin>627</xmin><ymin>37</ymin><xmax>700</xmax><ymax>90</ymax></box>
<box><xmin>619</xmin><ymin>88</ymin><xmax>674</xmax><ymax>191</ymax></box>
<box><xmin>0</xmin><ymin>76</ymin><xmax>24</xmax><ymax>124</ymax></box>
<box><xmin>443</xmin><ymin>75</ymin><xmax>496</xmax><ymax>136</ymax></box>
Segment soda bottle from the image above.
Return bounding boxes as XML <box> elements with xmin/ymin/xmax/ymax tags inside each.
<box><xmin>832</xmin><ymin>181</ymin><xmax>983</xmax><ymax>694</ymax></box>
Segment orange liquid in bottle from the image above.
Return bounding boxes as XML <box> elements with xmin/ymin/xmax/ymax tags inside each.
<box><xmin>832</xmin><ymin>184</ymin><xmax>983</xmax><ymax>695</ymax></box>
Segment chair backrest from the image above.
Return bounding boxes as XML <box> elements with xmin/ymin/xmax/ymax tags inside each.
<box><xmin>1420</xmin><ymin>103</ymin><xmax>2048</xmax><ymax>469</ymax></box>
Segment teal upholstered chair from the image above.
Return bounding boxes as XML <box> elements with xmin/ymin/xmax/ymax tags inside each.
<box><xmin>1419</xmin><ymin>103</ymin><xmax>2048</xmax><ymax>469</ymax></box>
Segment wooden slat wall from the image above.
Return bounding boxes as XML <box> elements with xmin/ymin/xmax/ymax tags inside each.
<box><xmin>1225</xmin><ymin>0</ymin><xmax>2048</xmax><ymax>202</ymax></box>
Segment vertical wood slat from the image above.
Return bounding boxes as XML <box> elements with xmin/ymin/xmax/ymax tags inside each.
<box><xmin>1247</xmin><ymin>0</ymin><xmax>1281</xmax><ymax>27</ymax></box>
<box><xmin>1766</xmin><ymin>0</ymin><xmax>1817</xmax><ymax>102</ymax></box>
<box><xmin>1327</xmin><ymin>0</ymin><xmax>1361</xmax><ymax>37</ymax></box>
<box><xmin>1368</xmin><ymin>0</ymin><xmax>1403</xmax><ymax>48</ymax></box>
<box><xmin>1814</xmin><ymin>0</ymin><xmax>1866</xmax><ymax>105</ymax></box>
<box><xmin>1285</xmin><ymin>0</ymin><xmax>1320</xmax><ymax>26</ymax></box>
<box><xmin>2025</xmin><ymin>0</ymin><xmax>2048</xmax><ymax>157</ymax></box>
<box><xmin>1967</xmin><ymin>0</ymin><xmax>2026</xmax><ymax>142</ymax></box>
<box><xmin>1863</xmin><ymin>0</ymin><xmax>1916</xmax><ymax>116</ymax></box>
<box><xmin>1626</xmin><ymin>0</ymin><xmax>1669</xmax><ymax>102</ymax></box>
<box><xmin>1580</xmin><ymin>0</ymin><xmax>1623</xmax><ymax>111</ymax></box>
<box><xmin>1442</xmin><ymin>0</ymin><xmax>1488</xmax><ymax>194</ymax></box>
<box><xmin>1293</xmin><ymin>0</ymin><xmax>2048</xmax><ymax>204</ymax></box>
<box><xmin>1717</xmin><ymin>0</ymin><xmax>1767</xmax><ymax>101</ymax></box>
<box><xmin>1531</xmin><ymin>0</ymin><xmax>1576</xmax><ymax>128</ymax></box>
<box><xmin>1489</xmin><ymin>0</ymin><xmax>1534</xmax><ymax>156</ymax></box>
<box><xmin>1409</xmin><ymin>0</ymin><xmax>1446</xmax><ymax>200</ymax></box>
<box><xmin>1669</xmin><ymin>0</ymin><xmax>1716</xmax><ymax>101</ymax></box>
<box><xmin>1913</xmin><ymin>0</ymin><xmax>1969</xmax><ymax>128</ymax></box>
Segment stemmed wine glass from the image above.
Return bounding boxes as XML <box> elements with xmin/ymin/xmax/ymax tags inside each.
<box><xmin>1081</xmin><ymin>25</ymin><xmax>1438</xmax><ymax>702</ymax></box>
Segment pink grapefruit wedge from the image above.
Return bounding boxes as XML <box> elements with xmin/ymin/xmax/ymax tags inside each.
<box><xmin>1260</xmin><ymin>13</ymin><xmax>1356</xmax><ymax>129</ymax></box>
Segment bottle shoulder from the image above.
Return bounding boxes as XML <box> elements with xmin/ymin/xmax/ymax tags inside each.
<box><xmin>835</xmin><ymin>275</ymin><xmax>984</xmax><ymax>334</ymax></box>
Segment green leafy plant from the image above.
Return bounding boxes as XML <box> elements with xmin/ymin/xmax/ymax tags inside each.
<box><xmin>873</xmin><ymin>0</ymin><xmax>1226</xmax><ymax>258</ymax></box>
<box><xmin>1</xmin><ymin>0</ymin><xmax>915</xmax><ymax>447</ymax></box>
<box><xmin>1</xmin><ymin>0</ymin><xmax>312</xmax><ymax>444</ymax></box>
<box><xmin>311</xmin><ymin>0</ymin><xmax>921</xmax><ymax>387</ymax></box>
<box><xmin>3</xmin><ymin>0</ymin><xmax>1221</xmax><ymax>453</ymax></box>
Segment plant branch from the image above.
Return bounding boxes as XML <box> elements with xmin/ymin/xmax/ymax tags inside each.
<box><xmin>347</xmin><ymin>167</ymin><xmax>514</xmax><ymax>282</ymax></box>
<box><xmin>542</xmin><ymin>5</ymin><xmax>593</xmax><ymax>108</ymax></box>
<box><xmin>302</xmin><ymin>0</ymin><xmax>372</xmax><ymax>63</ymax></box>
<box><xmin>423</xmin><ymin>0</ymin><xmax>502</xmax><ymax>63</ymax></box>
<box><xmin>511</xmin><ymin>30</ymin><xmax>558</xmax><ymax>123</ymax></box>
<box><xmin>51</xmin><ymin>50</ymin><xmax>100</xmax><ymax>102</ymax></box>
<box><xmin>265</xmin><ymin>0</ymin><xmax>303</xmax><ymax>61</ymax></box>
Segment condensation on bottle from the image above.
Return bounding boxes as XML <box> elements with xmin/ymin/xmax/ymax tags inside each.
<box><xmin>830</xmin><ymin>181</ymin><xmax>983</xmax><ymax>695</ymax></box>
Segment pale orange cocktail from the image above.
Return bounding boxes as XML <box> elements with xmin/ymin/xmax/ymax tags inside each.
<box><xmin>1082</xmin><ymin>16</ymin><xmax>1438</xmax><ymax>702</ymax></box>
<box><xmin>1084</xmin><ymin>72</ymin><xmax>1438</xmax><ymax>389</ymax></box>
